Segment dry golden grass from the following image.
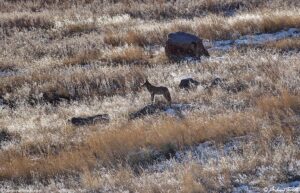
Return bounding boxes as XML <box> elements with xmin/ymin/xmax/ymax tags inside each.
<box><xmin>1</xmin><ymin>102</ymin><xmax>296</xmax><ymax>191</ymax></box>
<box><xmin>197</xmin><ymin>10</ymin><xmax>300</xmax><ymax>40</ymax></box>
<box><xmin>104</xmin><ymin>30</ymin><xmax>151</xmax><ymax>47</ymax></box>
<box><xmin>62</xmin><ymin>50</ymin><xmax>102</xmax><ymax>67</ymax></box>
<box><xmin>63</xmin><ymin>22</ymin><xmax>98</xmax><ymax>36</ymax></box>
<box><xmin>182</xmin><ymin>168</ymin><xmax>206</xmax><ymax>193</ymax></box>
<box><xmin>0</xmin><ymin>61</ymin><xmax>15</xmax><ymax>72</ymax></box>
<box><xmin>0</xmin><ymin>66</ymin><xmax>145</xmax><ymax>101</ymax></box>
<box><xmin>0</xmin><ymin>111</ymin><xmax>259</xmax><ymax>180</ymax></box>
<box><xmin>265</xmin><ymin>37</ymin><xmax>300</xmax><ymax>51</ymax></box>
<box><xmin>0</xmin><ymin>0</ymin><xmax>300</xmax><ymax>191</ymax></box>
<box><xmin>1</xmin><ymin>0</ymin><xmax>299</xmax><ymax>21</ymax></box>
<box><xmin>3</xmin><ymin>88</ymin><xmax>295</xmax><ymax>179</ymax></box>
<box><xmin>0</xmin><ymin>12</ymin><xmax>54</xmax><ymax>30</ymax></box>
<box><xmin>101</xmin><ymin>9</ymin><xmax>300</xmax><ymax>47</ymax></box>
<box><xmin>103</xmin><ymin>32</ymin><xmax>123</xmax><ymax>47</ymax></box>
<box><xmin>104</xmin><ymin>46</ymin><xmax>148</xmax><ymax>64</ymax></box>
<box><xmin>257</xmin><ymin>91</ymin><xmax>300</xmax><ymax>116</ymax></box>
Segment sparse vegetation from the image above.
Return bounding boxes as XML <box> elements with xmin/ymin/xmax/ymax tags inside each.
<box><xmin>0</xmin><ymin>0</ymin><xmax>299</xmax><ymax>192</ymax></box>
<box><xmin>265</xmin><ymin>37</ymin><xmax>300</xmax><ymax>52</ymax></box>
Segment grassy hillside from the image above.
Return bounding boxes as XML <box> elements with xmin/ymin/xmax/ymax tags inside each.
<box><xmin>0</xmin><ymin>0</ymin><xmax>299</xmax><ymax>192</ymax></box>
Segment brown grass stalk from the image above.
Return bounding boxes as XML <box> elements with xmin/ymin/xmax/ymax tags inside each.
<box><xmin>0</xmin><ymin>112</ymin><xmax>258</xmax><ymax>180</ymax></box>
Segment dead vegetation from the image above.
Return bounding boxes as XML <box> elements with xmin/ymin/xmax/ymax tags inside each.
<box><xmin>0</xmin><ymin>0</ymin><xmax>299</xmax><ymax>192</ymax></box>
<box><xmin>62</xmin><ymin>50</ymin><xmax>102</xmax><ymax>67</ymax></box>
<box><xmin>0</xmin><ymin>12</ymin><xmax>54</xmax><ymax>31</ymax></box>
<box><xmin>0</xmin><ymin>112</ymin><xmax>260</xmax><ymax>180</ymax></box>
<box><xmin>100</xmin><ymin>9</ymin><xmax>300</xmax><ymax>48</ymax></box>
<box><xmin>63</xmin><ymin>23</ymin><xmax>98</xmax><ymax>37</ymax></box>
<box><xmin>0</xmin><ymin>66</ymin><xmax>145</xmax><ymax>104</ymax></box>
<box><xmin>265</xmin><ymin>37</ymin><xmax>300</xmax><ymax>52</ymax></box>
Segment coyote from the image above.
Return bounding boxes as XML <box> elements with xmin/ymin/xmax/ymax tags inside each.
<box><xmin>142</xmin><ymin>80</ymin><xmax>172</xmax><ymax>105</ymax></box>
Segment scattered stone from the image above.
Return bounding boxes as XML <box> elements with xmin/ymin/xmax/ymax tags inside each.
<box><xmin>0</xmin><ymin>96</ymin><xmax>15</xmax><ymax>108</ymax></box>
<box><xmin>129</xmin><ymin>104</ymin><xmax>166</xmax><ymax>120</ymax></box>
<box><xmin>129</xmin><ymin>103</ymin><xmax>195</xmax><ymax>120</ymax></box>
<box><xmin>165</xmin><ymin>31</ymin><xmax>209</xmax><ymax>60</ymax></box>
<box><xmin>0</xmin><ymin>96</ymin><xmax>6</xmax><ymax>107</ymax></box>
<box><xmin>225</xmin><ymin>81</ymin><xmax>249</xmax><ymax>93</ymax></box>
<box><xmin>206</xmin><ymin>78</ymin><xmax>248</xmax><ymax>94</ymax></box>
<box><xmin>69</xmin><ymin>114</ymin><xmax>110</xmax><ymax>126</ymax></box>
<box><xmin>42</xmin><ymin>92</ymin><xmax>72</xmax><ymax>105</ymax></box>
<box><xmin>0</xmin><ymin>128</ymin><xmax>20</xmax><ymax>147</ymax></box>
<box><xmin>0</xmin><ymin>64</ymin><xmax>16</xmax><ymax>78</ymax></box>
<box><xmin>210</xmin><ymin>77</ymin><xmax>224</xmax><ymax>87</ymax></box>
<box><xmin>0</xmin><ymin>129</ymin><xmax>12</xmax><ymax>144</ymax></box>
<box><xmin>179</xmin><ymin>78</ymin><xmax>200</xmax><ymax>90</ymax></box>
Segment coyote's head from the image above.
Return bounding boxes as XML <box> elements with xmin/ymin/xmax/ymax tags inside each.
<box><xmin>141</xmin><ymin>79</ymin><xmax>150</xmax><ymax>87</ymax></box>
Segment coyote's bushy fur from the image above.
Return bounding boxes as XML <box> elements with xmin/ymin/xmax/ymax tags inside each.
<box><xmin>142</xmin><ymin>80</ymin><xmax>172</xmax><ymax>105</ymax></box>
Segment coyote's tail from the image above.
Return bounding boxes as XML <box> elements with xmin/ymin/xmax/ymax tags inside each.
<box><xmin>164</xmin><ymin>90</ymin><xmax>172</xmax><ymax>104</ymax></box>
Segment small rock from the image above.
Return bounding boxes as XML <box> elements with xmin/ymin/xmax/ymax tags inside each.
<box><xmin>0</xmin><ymin>129</ymin><xmax>20</xmax><ymax>147</ymax></box>
<box><xmin>70</xmin><ymin>114</ymin><xmax>110</xmax><ymax>126</ymax></box>
<box><xmin>211</xmin><ymin>77</ymin><xmax>224</xmax><ymax>87</ymax></box>
<box><xmin>0</xmin><ymin>129</ymin><xmax>12</xmax><ymax>144</ymax></box>
<box><xmin>0</xmin><ymin>96</ymin><xmax>16</xmax><ymax>108</ymax></box>
<box><xmin>179</xmin><ymin>78</ymin><xmax>200</xmax><ymax>90</ymax></box>
<box><xmin>225</xmin><ymin>81</ymin><xmax>248</xmax><ymax>93</ymax></box>
<box><xmin>206</xmin><ymin>78</ymin><xmax>248</xmax><ymax>93</ymax></box>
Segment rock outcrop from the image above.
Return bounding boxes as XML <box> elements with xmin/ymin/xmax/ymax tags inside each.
<box><xmin>69</xmin><ymin>114</ymin><xmax>110</xmax><ymax>126</ymax></box>
<box><xmin>129</xmin><ymin>103</ymin><xmax>197</xmax><ymax>120</ymax></box>
<box><xmin>165</xmin><ymin>32</ymin><xmax>209</xmax><ymax>60</ymax></box>
<box><xmin>129</xmin><ymin>104</ymin><xmax>166</xmax><ymax>120</ymax></box>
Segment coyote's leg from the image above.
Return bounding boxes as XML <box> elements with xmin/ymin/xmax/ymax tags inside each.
<box><xmin>164</xmin><ymin>92</ymin><xmax>172</xmax><ymax>106</ymax></box>
<box><xmin>151</xmin><ymin>93</ymin><xmax>155</xmax><ymax>104</ymax></box>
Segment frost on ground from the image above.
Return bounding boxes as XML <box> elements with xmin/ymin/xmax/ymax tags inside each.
<box><xmin>210</xmin><ymin>28</ymin><xmax>300</xmax><ymax>50</ymax></box>
<box><xmin>141</xmin><ymin>133</ymin><xmax>300</xmax><ymax>192</ymax></box>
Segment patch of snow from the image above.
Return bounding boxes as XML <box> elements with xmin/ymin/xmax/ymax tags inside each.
<box><xmin>54</xmin><ymin>14</ymin><xmax>132</xmax><ymax>29</ymax></box>
<box><xmin>211</xmin><ymin>28</ymin><xmax>300</xmax><ymax>51</ymax></box>
<box><xmin>97</xmin><ymin>14</ymin><xmax>131</xmax><ymax>25</ymax></box>
<box><xmin>0</xmin><ymin>70</ymin><xmax>16</xmax><ymax>77</ymax></box>
<box><xmin>232</xmin><ymin>185</ymin><xmax>260</xmax><ymax>193</ymax></box>
<box><xmin>146</xmin><ymin>135</ymin><xmax>254</xmax><ymax>173</ymax></box>
<box><xmin>164</xmin><ymin>104</ymin><xmax>197</xmax><ymax>118</ymax></box>
<box><xmin>164</xmin><ymin>108</ymin><xmax>177</xmax><ymax>116</ymax></box>
<box><xmin>170</xmin><ymin>103</ymin><xmax>196</xmax><ymax>110</ymax></box>
<box><xmin>264</xmin><ymin>181</ymin><xmax>300</xmax><ymax>192</ymax></box>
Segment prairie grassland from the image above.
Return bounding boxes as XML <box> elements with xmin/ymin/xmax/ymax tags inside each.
<box><xmin>0</xmin><ymin>0</ymin><xmax>300</xmax><ymax>192</ymax></box>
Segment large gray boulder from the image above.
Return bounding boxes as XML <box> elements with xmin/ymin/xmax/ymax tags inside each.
<box><xmin>165</xmin><ymin>32</ymin><xmax>209</xmax><ymax>60</ymax></box>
